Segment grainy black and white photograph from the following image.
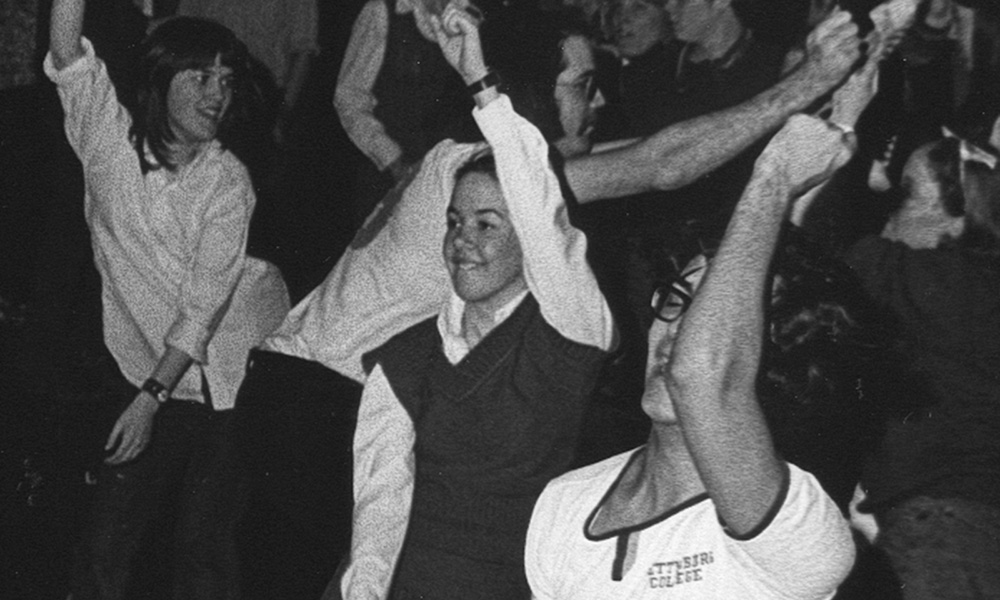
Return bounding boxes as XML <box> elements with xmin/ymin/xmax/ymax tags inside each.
<box><xmin>2</xmin><ymin>0</ymin><xmax>998</xmax><ymax>598</ymax></box>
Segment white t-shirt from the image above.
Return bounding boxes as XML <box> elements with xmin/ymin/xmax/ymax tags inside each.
<box><xmin>526</xmin><ymin>449</ymin><xmax>855</xmax><ymax>600</ymax></box>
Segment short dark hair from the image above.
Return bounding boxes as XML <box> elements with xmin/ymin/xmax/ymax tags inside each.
<box><xmin>454</xmin><ymin>152</ymin><xmax>498</xmax><ymax>183</ymax></box>
<box><xmin>130</xmin><ymin>16</ymin><xmax>262</xmax><ymax>172</ymax></box>
<box><xmin>479</xmin><ymin>7</ymin><xmax>593</xmax><ymax>143</ymax></box>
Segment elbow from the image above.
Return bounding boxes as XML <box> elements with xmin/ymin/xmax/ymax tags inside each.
<box><xmin>649</xmin><ymin>156</ymin><xmax>699</xmax><ymax>192</ymax></box>
<box><xmin>665</xmin><ymin>344</ymin><xmax>755</xmax><ymax>406</ymax></box>
<box><xmin>663</xmin><ymin>350</ymin><xmax>712</xmax><ymax>401</ymax></box>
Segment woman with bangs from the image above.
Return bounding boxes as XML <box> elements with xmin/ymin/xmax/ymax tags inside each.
<box><xmin>47</xmin><ymin>0</ymin><xmax>289</xmax><ymax>598</ymax></box>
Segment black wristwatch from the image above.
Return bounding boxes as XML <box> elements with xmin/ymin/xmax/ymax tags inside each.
<box><xmin>141</xmin><ymin>378</ymin><xmax>170</xmax><ymax>404</ymax></box>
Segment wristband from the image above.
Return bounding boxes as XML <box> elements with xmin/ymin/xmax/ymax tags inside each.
<box><xmin>141</xmin><ymin>378</ymin><xmax>170</xmax><ymax>404</ymax></box>
<box><xmin>466</xmin><ymin>71</ymin><xmax>500</xmax><ymax>96</ymax></box>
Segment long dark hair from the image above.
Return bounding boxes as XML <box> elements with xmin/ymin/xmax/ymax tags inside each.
<box><xmin>129</xmin><ymin>16</ymin><xmax>261</xmax><ymax>172</ymax></box>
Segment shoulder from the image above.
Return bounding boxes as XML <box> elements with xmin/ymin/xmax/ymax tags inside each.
<box><xmin>361</xmin><ymin>314</ymin><xmax>440</xmax><ymax>376</ymax></box>
<box><xmin>538</xmin><ymin>450</ymin><xmax>637</xmax><ymax>512</ymax></box>
<box><xmin>208</xmin><ymin>147</ymin><xmax>253</xmax><ymax>190</ymax></box>
<box><xmin>715</xmin><ymin>464</ymin><xmax>853</xmax><ymax>598</ymax></box>
<box><xmin>530</xmin><ymin>450</ymin><xmax>637</xmax><ymax>550</ymax></box>
<box><xmin>525</xmin><ymin>305</ymin><xmax>609</xmax><ymax>368</ymax></box>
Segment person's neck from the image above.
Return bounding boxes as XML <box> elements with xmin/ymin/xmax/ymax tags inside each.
<box><xmin>169</xmin><ymin>138</ymin><xmax>209</xmax><ymax>169</ymax></box>
<box><xmin>688</xmin><ymin>12</ymin><xmax>745</xmax><ymax>63</ymax></box>
<box><xmin>592</xmin><ymin>426</ymin><xmax>705</xmax><ymax>535</ymax></box>
<box><xmin>461</xmin><ymin>302</ymin><xmax>499</xmax><ymax>349</ymax></box>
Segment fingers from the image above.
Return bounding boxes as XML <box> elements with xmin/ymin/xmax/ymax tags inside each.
<box><xmin>812</xmin><ymin>7</ymin><xmax>859</xmax><ymax>45</ymax></box>
<box><xmin>441</xmin><ymin>3</ymin><xmax>477</xmax><ymax>37</ymax></box>
<box><xmin>105</xmin><ymin>422</ymin><xmax>123</xmax><ymax>453</ymax></box>
<box><xmin>869</xmin><ymin>0</ymin><xmax>920</xmax><ymax>58</ymax></box>
<box><xmin>805</xmin><ymin>8</ymin><xmax>862</xmax><ymax>84</ymax></box>
<box><xmin>429</xmin><ymin>13</ymin><xmax>449</xmax><ymax>47</ymax></box>
<box><xmin>103</xmin><ymin>401</ymin><xmax>154</xmax><ymax>465</ymax></box>
<box><xmin>106</xmin><ymin>427</ymin><xmax>148</xmax><ymax>465</ymax></box>
<box><xmin>764</xmin><ymin>115</ymin><xmax>855</xmax><ymax>194</ymax></box>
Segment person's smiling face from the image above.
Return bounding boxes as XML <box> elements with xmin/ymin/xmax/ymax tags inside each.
<box><xmin>166</xmin><ymin>54</ymin><xmax>233</xmax><ymax>152</ymax></box>
<box><xmin>443</xmin><ymin>171</ymin><xmax>527</xmax><ymax>313</ymax></box>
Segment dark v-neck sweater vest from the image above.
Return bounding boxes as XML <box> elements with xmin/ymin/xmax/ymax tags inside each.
<box><xmin>363</xmin><ymin>294</ymin><xmax>606</xmax><ymax>599</ymax></box>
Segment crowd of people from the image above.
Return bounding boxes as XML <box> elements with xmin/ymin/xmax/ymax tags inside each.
<box><xmin>5</xmin><ymin>0</ymin><xmax>999</xmax><ymax>598</ymax></box>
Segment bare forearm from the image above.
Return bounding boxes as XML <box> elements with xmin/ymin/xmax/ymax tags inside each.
<box><xmin>672</xmin><ymin>169</ymin><xmax>788</xmax><ymax>394</ymax></box>
<box><xmin>666</xmin><ymin>167</ymin><xmax>790</xmax><ymax>532</ymax></box>
<box><xmin>50</xmin><ymin>0</ymin><xmax>86</xmax><ymax>69</ymax></box>
<box><xmin>567</xmin><ymin>70</ymin><xmax>830</xmax><ymax>204</ymax></box>
<box><xmin>568</xmin><ymin>7</ymin><xmax>860</xmax><ymax>204</ymax></box>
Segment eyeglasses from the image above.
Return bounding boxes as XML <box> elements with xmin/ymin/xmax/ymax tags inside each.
<box><xmin>557</xmin><ymin>73</ymin><xmax>599</xmax><ymax>101</ymax></box>
<box><xmin>650</xmin><ymin>263</ymin><xmax>705</xmax><ymax>323</ymax></box>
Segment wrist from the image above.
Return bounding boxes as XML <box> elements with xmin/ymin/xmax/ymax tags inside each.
<box><xmin>466</xmin><ymin>70</ymin><xmax>499</xmax><ymax>94</ymax></box>
<box><xmin>141</xmin><ymin>378</ymin><xmax>170</xmax><ymax>404</ymax></box>
<box><xmin>136</xmin><ymin>391</ymin><xmax>162</xmax><ymax>410</ymax></box>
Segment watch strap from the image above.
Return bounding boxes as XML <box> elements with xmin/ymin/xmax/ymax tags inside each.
<box><xmin>141</xmin><ymin>378</ymin><xmax>170</xmax><ymax>403</ymax></box>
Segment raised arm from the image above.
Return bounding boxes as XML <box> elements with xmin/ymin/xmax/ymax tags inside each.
<box><xmin>50</xmin><ymin>0</ymin><xmax>86</xmax><ymax>69</ymax></box>
<box><xmin>566</xmin><ymin>8</ymin><xmax>861</xmax><ymax>203</ymax></box>
<box><xmin>432</xmin><ymin>6</ymin><xmax>615</xmax><ymax>349</ymax></box>
<box><xmin>664</xmin><ymin>115</ymin><xmax>855</xmax><ymax>535</ymax></box>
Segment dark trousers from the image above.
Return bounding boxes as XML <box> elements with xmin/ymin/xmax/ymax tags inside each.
<box><xmin>235</xmin><ymin>349</ymin><xmax>361</xmax><ymax>600</ymax></box>
<box><xmin>70</xmin><ymin>396</ymin><xmax>245</xmax><ymax>600</ymax></box>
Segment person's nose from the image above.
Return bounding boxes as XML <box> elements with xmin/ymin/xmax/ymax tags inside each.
<box><xmin>591</xmin><ymin>88</ymin><xmax>607</xmax><ymax>110</ymax></box>
<box><xmin>452</xmin><ymin>225</ymin><xmax>477</xmax><ymax>250</ymax></box>
<box><xmin>204</xmin><ymin>76</ymin><xmax>224</xmax><ymax>102</ymax></box>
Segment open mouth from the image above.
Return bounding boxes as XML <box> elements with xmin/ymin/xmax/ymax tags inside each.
<box><xmin>453</xmin><ymin>257</ymin><xmax>484</xmax><ymax>271</ymax></box>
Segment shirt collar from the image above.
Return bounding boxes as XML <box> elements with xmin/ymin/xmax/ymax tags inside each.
<box><xmin>438</xmin><ymin>290</ymin><xmax>529</xmax><ymax>364</ymax></box>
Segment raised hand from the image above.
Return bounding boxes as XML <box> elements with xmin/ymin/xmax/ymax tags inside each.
<box><xmin>758</xmin><ymin>114</ymin><xmax>857</xmax><ymax>200</ymax></box>
<box><xmin>429</xmin><ymin>3</ymin><xmax>489</xmax><ymax>85</ymax></box>
<box><xmin>798</xmin><ymin>8</ymin><xmax>862</xmax><ymax>93</ymax></box>
<box><xmin>868</xmin><ymin>0</ymin><xmax>920</xmax><ymax>63</ymax></box>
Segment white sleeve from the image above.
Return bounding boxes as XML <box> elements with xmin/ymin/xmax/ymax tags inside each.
<box><xmin>524</xmin><ymin>483</ymin><xmax>560</xmax><ymax>600</ymax></box>
<box><xmin>334</xmin><ymin>0</ymin><xmax>403</xmax><ymax>171</ymax></box>
<box><xmin>44</xmin><ymin>38</ymin><xmax>132</xmax><ymax>191</ymax></box>
<box><xmin>340</xmin><ymin>365</ymin><xmax>415</xmax><ymax>600</ymax></box>
<box><xmin>472</xmin><ymin>95</ymin><xmax>616</xmax><ymax>351</ymax></box>
<box><xmin>262</xmin><ymin>139</ymin><xmax>483</xmax><ymax>381</ymax></box>
<box><xmin>729</xmin><ymin>465</ymin><xmax>856</xmax><ymax>599</ymax></box>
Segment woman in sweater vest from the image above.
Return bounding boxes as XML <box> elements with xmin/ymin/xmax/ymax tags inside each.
<box><xmin>337</xmin><ymin>6</ymin><xmax>616</xmax><ymax>600</ymax></box>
